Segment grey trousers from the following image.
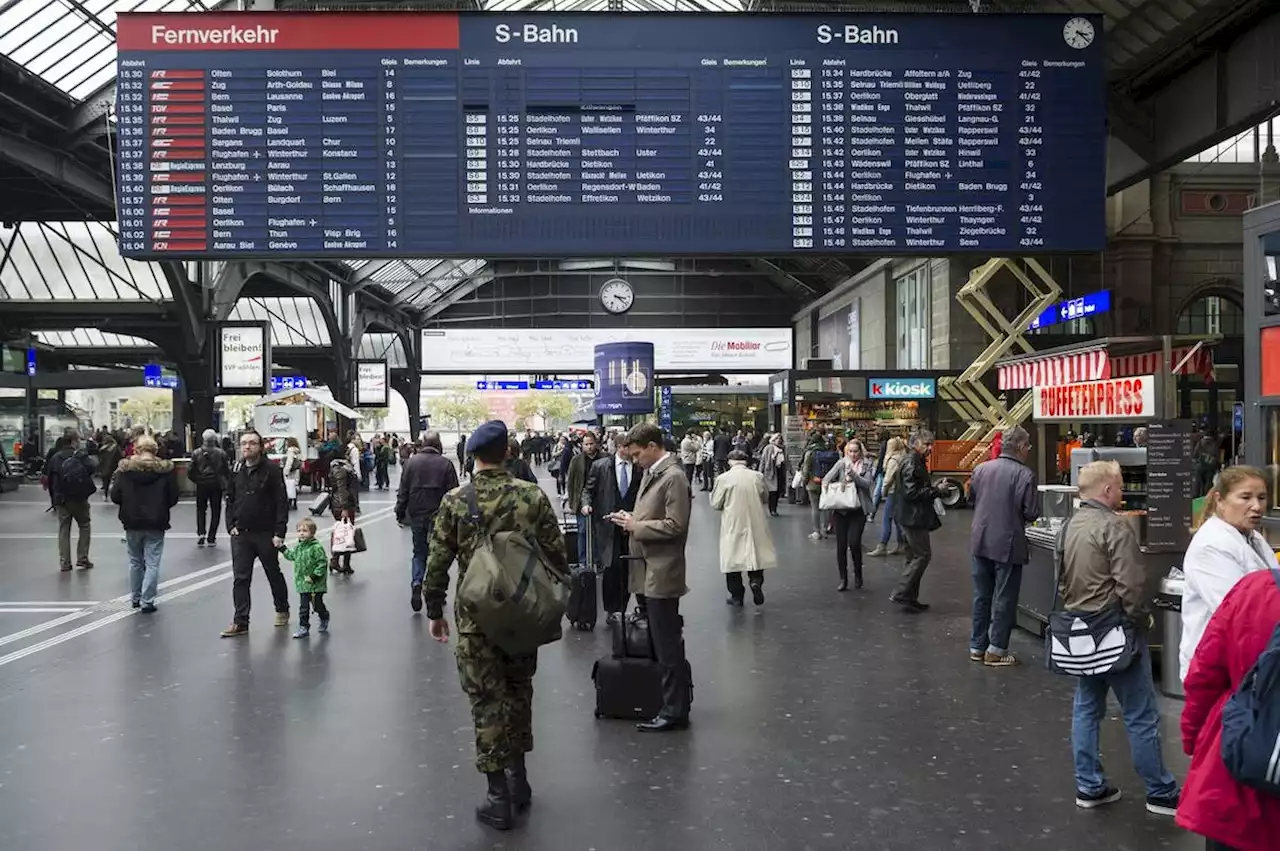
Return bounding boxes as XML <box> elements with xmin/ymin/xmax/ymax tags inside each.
<box><xmin>894</xmin><ymin>527</ymin><xmax>933</xmax><ymax>602</ymax></box>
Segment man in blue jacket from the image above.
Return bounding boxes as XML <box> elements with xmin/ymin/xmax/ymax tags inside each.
<box><xmin>967</xmin><ymin>426</ymin><xmax>1039</xmax><ymax>666</ymax></box>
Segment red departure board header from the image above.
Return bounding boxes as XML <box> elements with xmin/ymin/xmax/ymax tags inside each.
<box><xmin>116</xmin><ymin>12</ymin><xmax>460</xmax><ymax>51</ymax></box>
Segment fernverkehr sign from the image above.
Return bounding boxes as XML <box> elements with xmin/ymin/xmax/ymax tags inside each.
<box><xmin>421</xmin><ymin>328</ymin><xmax>792</xmax><ymax>372</ymax></box>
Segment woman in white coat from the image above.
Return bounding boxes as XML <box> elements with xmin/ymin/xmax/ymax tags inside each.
<box><xmin>710</xmin><ymin>450</ymin><xmax>778</xmax><ymax>606</ymax></box>
<box><xmin>1180</xmin><ymin>465</ymin><xmax>1272</xmax><ymax>681</ymax></box>
<box><xmin>281</xmin><ymin>436</ymin><xmax>303</xmax><ymax>511</ymax></box>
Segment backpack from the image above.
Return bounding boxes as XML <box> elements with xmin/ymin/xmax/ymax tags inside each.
<box><xmin>58</xmin><ymin>452</ymin><xmax>94</xmax><ymax>501</ymax></box>
<box><xmin>454</xmin><ymin>484</ymin><xmax>569</xmax><ymax>656</ymax></box>
<box><xmin>1220</xmin><ymin>569</ymin><xmax>1280</xmax><ymax>797</ymax></box>
<box><xmin>191</xmin><ymin>448</ymin><xmax>223</xmax><ymax>485</ymax></box>
<box><xmin>812</xmin><ymin>449</ymin><xmax>839</xmax><ymax>481</ymax></box>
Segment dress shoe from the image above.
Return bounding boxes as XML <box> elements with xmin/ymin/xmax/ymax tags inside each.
<box><xmin>636</xmin><ymin>716</ymin><xmax>689</xmax><ymax>733</ymax></box>
<box><xmin>475</xmin><ymin>770</ymin><xmax>514</xmax><ymax>830</ymax></box>
<box><xmin>506</xmin><ymin>755</ymin><xmax>532</xmax><ymax>814</ymax></box>
<box><xmin>410</xmin><ymin>583</ymin><xmax>423</xmax><ymax>613</ymax></box>
<box><xmin>853</xmin><ymin>571</ymin><xmax>864</xmax><ymax>590</ymax></box>
<box><xmin>750</xmin><ymin>583</ymin><xmax>765</xmax><ymax>605</ymax></box>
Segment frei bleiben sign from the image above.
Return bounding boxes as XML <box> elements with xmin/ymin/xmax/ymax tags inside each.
<box><xmin>868</xmin><ymin>378</ymin><xmax>936</xmax><ymax>399</ymax></box>
<box><xmin>220</xmin><ymin>326</ymin><xmax>266</xmax><ymax>392</ymax></box>
<box><xmin>355</xmin><ymin>361</ymin><xmax>388</xmax><ymax>407</ymax></box>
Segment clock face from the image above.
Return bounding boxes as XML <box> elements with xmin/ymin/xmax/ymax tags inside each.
<box><xmin>1063</xmin><ymin>16</ymin><xmax>1095</xmax><ymax>49</ymax></box>
<box><xmin>600</xmin><ymin>279</ymin><xmax>634</xmax><ymax>314</ymax></box>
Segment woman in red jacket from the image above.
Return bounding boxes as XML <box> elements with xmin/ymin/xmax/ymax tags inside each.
<box><xmin>1177</xmin><ymin>569</ymin><xmax>1280</xmax><ymax>851</ymax></box>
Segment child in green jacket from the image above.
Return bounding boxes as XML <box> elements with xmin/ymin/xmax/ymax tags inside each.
<box><xmin>280</xmin><ymin>517</ymin><xmax>330</xmax><ymax>638</ymax></box>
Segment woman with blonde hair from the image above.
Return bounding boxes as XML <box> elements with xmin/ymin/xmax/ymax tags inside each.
<box><xmin>1179</xmin><ymin>465</ymin><xmax>1271</xmax><ymax>682</ymax></box>
<box><xmin>869</xmin><ymin>437</ymin><xmax>908</xmax><ymax>556</ymax></box>
<box><xmin>822</xmin><ymin>438</ymin><xmax>876</xmax><ymax>591</ymax></box>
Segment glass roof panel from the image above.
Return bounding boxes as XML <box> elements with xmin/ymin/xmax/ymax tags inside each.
<box><xmin>0</xmin><ymin>0</ymin><xmax>209</xmax><ymax>101</ymax></box>
<box><xmin>359</xmin><ymin>332</ymin><xmax>408</xmax><ymax>370</ymax></box>
<box><xmin>35</xmin><ymin>328</ymin><xmax>158</xmax><ymax>348</ymax></box>
<box><xmin>0</xmin><ymin>222</ymin><xmax>171</xmax><ymax>301</ymax></box>
<box><xmin>229</xmin><ymin>297</ymin><xmax>332</xmax><ymax>348</ymax></box>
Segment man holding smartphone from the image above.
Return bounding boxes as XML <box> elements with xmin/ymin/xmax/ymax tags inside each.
<box><xmin>609</xmin><ymin>423</ymin><xmax>692</xmax><ymax>732</ymax></box>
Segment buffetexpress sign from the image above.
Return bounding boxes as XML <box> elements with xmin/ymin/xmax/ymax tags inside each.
<box><xmin>868</xmin><ymin>378</ymin><xmax>936</xmax><ymax>400</ymax></box>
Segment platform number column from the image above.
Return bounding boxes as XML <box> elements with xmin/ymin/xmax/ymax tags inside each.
<box><xmin>116</xmin><ymin>65</ymin><xmax>148</xmax><ymax>253</ymax></box>
<box><xmin>1018</xmin><ymin>63</ymin><xmax>1044</xmax><ymax>248</ymax></box>
<box><xmin>383</xmin><ymin>61</ymin><xmax>401</xmax><ymax>251</ymax></box>
<box><xmin>789</xmin><ymin>64</ymin><xmax>814</xmax><ymax>248</ymax></box>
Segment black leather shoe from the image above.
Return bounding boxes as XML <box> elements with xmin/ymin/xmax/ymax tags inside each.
<box><xmin>475</xmin><ymin>770</ymin><xmax>514</xmax><ymax>830</ymax></box>
<box><xmin>750</xmin><ymin>583</ymin><xmax>765</xmax><ymax>605</ymax></box>
<box><xmin>836</xmin><ymin>579</ymin><xmax>849</xmax><ymax>592</ymax></box>
<box><xmin>410</xmin><ymin>583</ymin><xmax>423</xmax><ymax>613</ymax></box>
<box><xmin>637</xmin><ymin>716</ymin><xmax>690</xmax><ymax>733</ymax></box>
<box><xmin>853</xmin><ymin>572</ymin><xmax>864</xmax><ymax>590</ymax></box>
<box><xmin>506</xmin><ymin>756</ymin><xmax>531</xmax><ymax>814</ymax></box>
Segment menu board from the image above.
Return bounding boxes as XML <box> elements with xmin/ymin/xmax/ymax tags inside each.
<box><xmin>1145</xmin><ymin>420</ymin><xmax>1195</xmax><ymax>552</ymax></box>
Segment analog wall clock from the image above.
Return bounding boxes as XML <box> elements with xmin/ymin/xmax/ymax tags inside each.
<box><xmin>1063</xmin><ymin>16</ymin><xmax>1095</xmax><ymax>49</ymax></box>
<box><xmin>599</xmin><ymin>278</ymin><xmax>635</xmax><ymax>315</ymax></box>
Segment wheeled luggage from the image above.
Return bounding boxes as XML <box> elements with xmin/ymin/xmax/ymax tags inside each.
<box><xmin>592</xmin><ymin>656</ymin><xmax>663</xmax><ymax>720</ymax></box>
<box><xmin>308</xmin><ymin>492</ymin><xmax>331</xmax><ymax>516</ymax></box>
<box><xmin>564</xmin><ymin>514</ymin><xmax>596</xmax><ymax>630</ymax></box>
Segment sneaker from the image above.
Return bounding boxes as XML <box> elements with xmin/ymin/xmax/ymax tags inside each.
<box><xmin>196</xmin><ymin>537</ymin><xmax>206</xmax><ymax>548</ymax></box>
<box><xmin>274</xmin><ymin>611</ymin><xmax>290</xmax><ymax>628</ymax></box>
<box><xmin>220</xmin><ymin>623</ymin><xmax>248</xmax><ymax>638</ymax></box>
<box><xmin>131</xmin><ymin>600</ymin><xmax>141</xmax><ymax>609</ymax></box>
<box><xmin>984</xmin><ymin>651</ymin><xmax>1019</xmax><ymax>667</ymax></box>
<box><xmin>868</xmin><ymin>544</ymin><xmax>888</xmax><ymax>556</ymax></box>
<box><xmin>726</xmin><ymin>596</ymin><xmax>744</xmax><ymax>607</ymax></box>
<box><xmin>969</xmin><ymin>649</ymin><xmax>984</xmax><ymax>662</ymax></box>
<box><xmin>1145</xmin><ymin>793</ymin><xmax>1178</xmax><ymax>816</ymax></box>
<box><xmin>206</xmin><ymin>537</ymin><xmax>217</xmax><ymax>547</ymax></box>
<box><xmin>318</xmin><ymin>620</ymin><xmax>329</xmax><ymax>634</ymax></box>
<box><xmin>140</xmin><ymin>603</ymin><xmax>157</xmax><ymax>614</ymax></box>
<box><xmin>410</xmin><ymin>583</ymin><xmax>423</xmax><ymax>613</ymax></box>
<box><xmin>59</xmin><ymin>564</ymin><xmax>73</xmax><ymax>572</ymax></box>
<box><xmin>77</xmin><ymin>560</ymin><xmax>94</xmax><ymax>570</ymax></box>
<box><xmin>750</xmin><ymin>583</ymin><xmax>765</xmax><ymax>605</ymax></box>
<box><xmin>292</xmin><ymin>626</ymin><xmax>310</xmax><ymax>639</ymax></box>
<box><xmin>808</xmin><ymin>532</ymin><xmax>821</xmax><ymax>541</ymax></box>
<box><xmin>1076</xmin><ymin>787</ymin><xmax>1122</xmax><ymax>809</ymax></box>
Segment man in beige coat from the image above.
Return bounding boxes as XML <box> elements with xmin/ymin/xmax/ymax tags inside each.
<box><xmin>711</xmin><ymin>450</ymin><xmax>778</xmax><ymax>606</ymax></box>
<box><xmin>609</xmin><ymin>422</ymin><xmax>692</xmax><ymax>733</ymax></box>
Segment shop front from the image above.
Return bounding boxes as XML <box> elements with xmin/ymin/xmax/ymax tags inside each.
<box><xmin>667</xmin><ymin>386</ymin><xmax>768</xmax><ymax>436</ymax></box>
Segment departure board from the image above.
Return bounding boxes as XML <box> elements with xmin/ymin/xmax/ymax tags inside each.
<box><xmin>114</xmin><ymin>11</ymin><xmax>1107</xmax><ymax>259</ymax></box>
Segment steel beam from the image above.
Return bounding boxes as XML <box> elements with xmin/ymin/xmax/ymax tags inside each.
<box><xmin>63</xmin><ymin>78</ymin><xmax>115</xmax><ymax>146</ymax></box>
<box><xmin>420</xmin><ymin>269</ymin><xmax>495</xmax><ymax>320</ymax></box>
<box><xmin>0</xmin><ymin>130</ymin><xmax>113</xmax><ymax>207</ymax></box>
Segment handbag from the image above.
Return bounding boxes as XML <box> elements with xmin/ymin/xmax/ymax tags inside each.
<box><xmin>1046</xmin><ymin>603</ymin><xmax>1138</xmax><ymax>677</ymax></box>
<box><xmin>330</xmin><ymin>519</ymin><xmax>356</xmax><ymax>553</ymax></box>
<box><xmin>790</xmin><ymin>470</ymin><xmax>804</xmax><ymax>490</ymax></box>
<box><xmin>353</xmin><ymin>525</ymin><xmax>367</xmax><ymax>553</ymax></box>
<box><xmin>819</xmin><ymin>482</ymin><xmax>859</xmax><ymax>511</ymax></box>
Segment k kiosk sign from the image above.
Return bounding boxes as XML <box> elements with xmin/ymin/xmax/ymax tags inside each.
<box><xmin>868</xmin><ymin>377</ymin><xmax>936</xmax><ymax>400</ymax></box>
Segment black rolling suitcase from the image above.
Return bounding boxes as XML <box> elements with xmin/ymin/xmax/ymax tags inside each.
<box><xmin>308</xmin><ymin>492</ymin><xmax>331</xmax><ymax>516</ymax></box>
<box><xmin>565</xmin><ymin>514</ymin><xmax>597</xmax><ymax>631</ymax></box>
<box><xmin>592</xmin><ymin>656</ymin><xmax>663</xmax><ymax>720</ymax></box>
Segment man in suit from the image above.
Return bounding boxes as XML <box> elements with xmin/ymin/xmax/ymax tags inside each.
<box><xmin>582</xmin><ymin>435</ymin><xmax>641</xmax><ymax>624</ymax></box>
<box><xmin>609</xmin><ymin>422</ymin><xmax>692</xmax><ymax>733</ymax></box>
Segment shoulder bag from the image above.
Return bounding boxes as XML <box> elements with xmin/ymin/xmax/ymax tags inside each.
<box><xmin>1045</xmin><ymin>514</ymin><xmax>1137</xmax><ymax>677</ymax></box>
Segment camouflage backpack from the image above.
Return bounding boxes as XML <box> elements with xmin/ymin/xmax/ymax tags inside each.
<box><xmin>455</xmin><ymin>484</ymin><xmax>570</xmax><ymax>655</ymax></box>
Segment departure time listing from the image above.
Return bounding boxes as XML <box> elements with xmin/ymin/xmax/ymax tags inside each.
<box><xmin>114</xmin><ymin>12</ymin><xmax>1106</xmax><ymax>257</ymax></box>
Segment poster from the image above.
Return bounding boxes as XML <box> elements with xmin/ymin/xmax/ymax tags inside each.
<box><xmin>217</xmin><ymin>324</ymin><xmax>268</xmax><ymax>394</ymax></box>
<box><xmin>355</xmin><ymin>360</ymin><xmax>389</xmax><ymax>408</ymax></box>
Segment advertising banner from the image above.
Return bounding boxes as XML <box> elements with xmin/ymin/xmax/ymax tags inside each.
<box><xmin>1033</xmin><ymin>375</ymin><xmax>1156</xmax><ymax>422</ymax></box>
<box><xmin>355</xmin><ymin>360</ymin><xmax>389</xmax><ymax>408</ymax></box>
<box><xmin>252</xmin><ymin>404</ymin><xmax>308</xmax><ymax>453</ymax></box>
<box><xmin>594</xmin><ymin>342</ymin><xmax>655</xmax><ymax>415</ymax></box>
<box><xmin>217</xmin><ymin>323</ymin><xmax>269</xmax><ymax>394</ymax></box>
<box><xmin>422</xmin><ymin>327</ymin><xmax>791</xmax><ymax>372</ymax></box>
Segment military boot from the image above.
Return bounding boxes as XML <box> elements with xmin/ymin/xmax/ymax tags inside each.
<box><xmin>506</xmin><ymin>755</ymin><xmax>532</xmax><ymax>813</ymax></box>
<box><xmin>475</xmin><ymin>770</ymin><xmax>514</xmax><ymax>830</ymax></box>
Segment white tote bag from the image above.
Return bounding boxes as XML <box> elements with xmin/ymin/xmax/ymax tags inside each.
<box><xmin>819</xmin><ymin>483</ymin><xmax>859</xmax><ymax>512</ymax></box>
<box><xmin>331</xmin><ymin>519</ymin><xmax>357</xmax><ymax>553</ymax></box>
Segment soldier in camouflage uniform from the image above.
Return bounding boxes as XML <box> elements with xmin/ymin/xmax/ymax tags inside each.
<box><xmin>425</xmin><ymin>420</ymin><xmax>567</xmax><ymax>831</ymax></box>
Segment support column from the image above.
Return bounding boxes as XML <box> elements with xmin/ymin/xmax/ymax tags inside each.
<box><xmin>393</xmin><ymin>370</ymin><xmax>422</xmax><ymax>440</ymax></box>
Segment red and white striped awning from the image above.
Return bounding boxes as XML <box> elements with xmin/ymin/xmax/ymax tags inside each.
<box><xmin>998</xmin><ymin>345</ymin><xmax>1216</xmax><ymax>390</ymax></box>
<box><xmin>1110</xmin><ymin>346</ymin><xmax>1215</xmax><ymax>382</ymax></box>
<box><xmin>998</xmin><ymin>349</ymin><xmax>1109</xmax><ymax>390</ymax></box>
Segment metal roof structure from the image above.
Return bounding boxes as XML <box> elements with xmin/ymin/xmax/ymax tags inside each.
<box><xmin>1</xmin><ymin>0</ymin><xmax>1277</xmax><ymax>362</ymax></box>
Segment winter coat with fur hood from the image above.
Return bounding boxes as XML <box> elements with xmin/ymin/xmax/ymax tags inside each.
<box><xmin>109</xmin><ymin>454</ymin><xmax>179</xmax><ymax>531</ymax></box>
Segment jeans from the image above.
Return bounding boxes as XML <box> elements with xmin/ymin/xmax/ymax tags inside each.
<box><xmin>299</xmin><ymin>591</ymin><xmax>329</xmax><ymax>627</ymax></box>
<box><xmin>970</xmin><ymin>557</ymin><xmax>1024</xmax><ymax>655</ymax></box>
<box><xmin>125</xmin><ymin>529</ymin><xmax>164</xmax><ymax>606</ymax></box>
<box><xmin>230</xmin><ymin>531</ymin><xmax>290</xmax><ymax>626</ymax></box>
<box><xmin>833</xmin><ymin>509</ymin><xmax>867</xmax><ymax>583</ymax></box>
<box><xmin>56</xmin><ymin>500</ymin><xmax>92</xmax><ymax>568</ymax></box>
<box><xmin>808</xmin><ymin>492</ymin><xmax>827</xmax><ymax>536</ymax></box>
<box><xmin>879</xmin><ymin>494</ymin><xmax>905</xmax><ymax>546</ymax></box>
<box><xmin>195</xmin><ymin>485</ymin><xmax>222</xmax><ymax>540</ymax></box>
<box><xmin>410</xmin><ymin>517</ymin><xmax>434</xmax><ymax>587</ymax></box>
<box><xmin>1071</xmin><ymin>639</ymin><xmax>1178</xmax><ymax>799</ymax></box>
<box><xmin>894</xmin><ymin>527</ymin><xmax>933</xmax><ymax>601</ymax></box>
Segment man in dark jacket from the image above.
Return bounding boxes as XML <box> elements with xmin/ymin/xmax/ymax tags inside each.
<box><xmin>582</xmin><ymin>436</ymin><xmax>641</xmax><ymax>622</ymax></box>
<box><xmin>48</xmin><ymin>429</ymin><xmax>96</xmax><ymax>571</ymax></box>
<box><xmin>219</xmin><ymin>429</ymin><xmax>291</xmax><ymax>638</ymax></box>
<box><xmin>109</xmin><ymin>434</ymin><xmax>179</xmax><ymax>612</ymax></box>
<box><xmin>712</xmin><ymin>427</ymin><xmax>733</xmax><ymax>480</ymax></box>
<box><xmin>891</xmin><ymin>429</ymin><xmax>950</xmax><ymax>612</ymax></box>
<box><xmin>189</xmin><ymin>428</ymin><xmax>231</xmax><ymax>547</ymax></box>
<box><xmin>396</xmin><ymin>430</ymin><xmax>460</xmax><ymax>613</ymax></box>
<box><xmin>967</xmin><ymin>425</ymin><xmax>1039</xmax><ymax>666</ymax></box>
<box><xmin>97</xmin><ymin>432</ymin><xmax>122</xmax><ymax>501</ymax></box>
<box><xmin>505</xmin><ymin>438</ymin><xmax>537</xmax><ymax>484</ymax></box>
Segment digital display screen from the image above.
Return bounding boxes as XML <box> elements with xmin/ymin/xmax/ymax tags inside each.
<box><xmin>114</xmin><ymin>11</ymin><xmax>1106</xmax><ymax>259</ymax></box>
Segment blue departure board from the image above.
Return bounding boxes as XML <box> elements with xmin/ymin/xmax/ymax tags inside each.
<box><xmin>114</xmin><ymin>11</ymin><xmax>1107</xmax><ymax>259</ymax></box>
